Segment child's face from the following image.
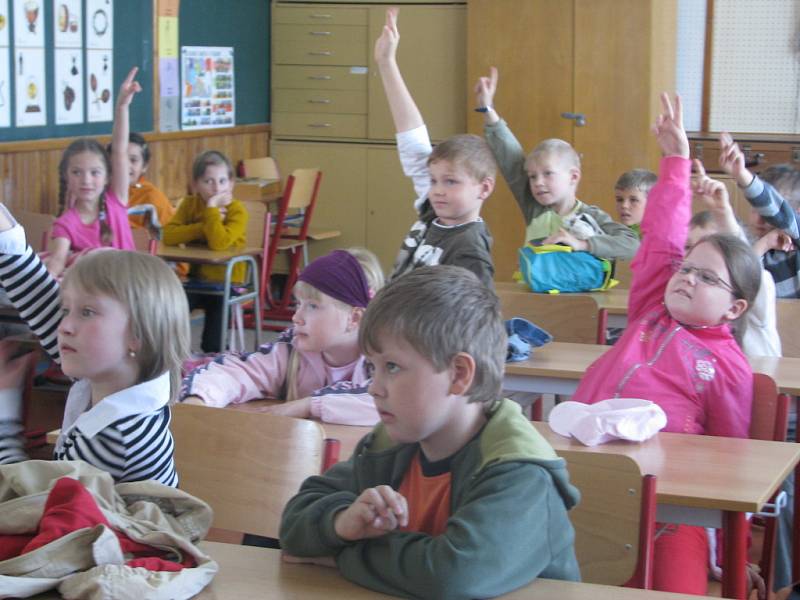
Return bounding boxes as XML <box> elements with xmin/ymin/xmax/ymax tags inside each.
<box><xmin>366</xmin><ymin>331</ymin><xmax>474</xmax><ymax>455</ymax></box>
<box><xmin>525</xmin><ymin>154</ymin><xmax>578</xmax><ymax>209</ymax></box>
<box><xmin>127</xmin><ymin>144</ymin><xmax>148</xmax><ymax>184</ymax></box>
<box><xmin>615</xmin><ymin>186</ymin><xmax>647</xmax><ymax>226</ymax></box>
<box><xmin>291</xmin><ymin>288</ymin><xmax>356</xmax><ymax>355</ymax></box>
<box><xmin>664</xmin><ymin>240</ymin><xmax>745</xmax><ymax>327</ymax></box>
<box><xmin>748</xmin><ymin>208</ymin><xmax>774</xmax><ymax>240</ymax></box>
<box><xmin>427</xmin><ymin>159</ymin><xmax>491</xmax><ymax>226</ymax></box>
<box><xmin>194</xmin><ymin>163</ymin><xmax>232</xmax><ymax>203</ymax></box>
<box><xmin>57</xmin><ymin>285</ymin><xmax>139</xmax><ymax>388</ymax></box>
<box><xmin>66</xmin><ymin>151</ymin><xmax>108</xmax><ymax>205</ymax></box>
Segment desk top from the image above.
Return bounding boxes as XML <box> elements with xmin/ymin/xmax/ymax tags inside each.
<box><xmin>191</xmin><ymin>542</ymin><xmax>700</xmax><ymax>599</ymax></box>
<box><xmin>534</xmin><ymin>422</ymin><xmax>800</xmax><ymax>513</ymax></box>
<box><xmin>156</xmin><ymin>243</ymin><xmax>263</xmax><ymax>264</ymax></box>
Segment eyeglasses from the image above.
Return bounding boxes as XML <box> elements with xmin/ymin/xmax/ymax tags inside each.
<box><xmin>671</xmin><ymin>260</ymin><xmax>735</xmax><ymax>293</ymax></box>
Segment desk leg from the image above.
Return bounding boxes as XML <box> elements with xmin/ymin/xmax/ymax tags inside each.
<box><xmin>722</xmin><ymin>511</ymin><xmax>748</xmax><ymax>599</ymax></box>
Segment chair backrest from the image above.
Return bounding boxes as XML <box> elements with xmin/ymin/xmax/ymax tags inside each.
<box><xmin>557</xmin><ymin>450</ymin><xmax>655</xmax><ymax>588</ymax></box>
<box><xmin>776</xmin><ymin>299</ymin><xmax>800</xmax><ymax>358</ymax></box>
<box><xmin>243</xmin><ymin>157</ymin><xmax>280</xmax><ymax>181</ymax></box>
<box><xmin>130</xmin><ymin>227</ymin><xmax>158</xmax><ymax>255</ymax></box>
<box><xmin>749</xmin><ymin>372</ymin><xmax>789</xmax><ymax>442</ymax></box>
<box><xmin>496</xmin><ymin>287</ymin><xmax>602</xmax><ymax>344</ymax></box>
<box><xmin>242</xmin><ymin>199</ymin><xmax>269</xmax><ymax>249</ymax></box>
<box><xmin>15</xmin><ymin>210</ymin><xmax>55</xmax><ymax>253</ymax></box>
<box><xmin>285</xmin><ymin>168</ymin><xmax>322</xmax><ymax>211</ymax></box>
<box><xmin>171</xmin><ymin>403</ymin><xmax>326</xmax><ymax>539</ymax></box>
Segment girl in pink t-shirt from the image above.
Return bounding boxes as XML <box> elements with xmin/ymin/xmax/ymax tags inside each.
<box><xmin>45</xmin><ymin>67</ymin><xmax>142</xmax><ymax>277</ymax></box>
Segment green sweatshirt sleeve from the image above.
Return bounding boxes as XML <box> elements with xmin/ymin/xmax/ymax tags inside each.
<box><xmin>581</xmin><ymin>204</ymin><xmax>640</xmax><ymax>260</ymax></box>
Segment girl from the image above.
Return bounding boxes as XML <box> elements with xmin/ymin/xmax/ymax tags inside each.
<box><xmin>45</xmin><ymin>68</ymin><xmax>140</xmax><ymax>278</ymax></box>
<box><xmin>0</xmin><ymin>204</ymin><xmax>190</xmax><ymax>486</ymax></box>
<box><xmin>572</xmin><ymin>94</ymin><xmax>762</xmax><ymax>595</ymax></box>
<box><xmin>162</xmin><ymin>150</ymin><xmax>248</xmax><ymax>353</ymax></box>
<box><xmin>181</xmin><ymin>247</ymin><xmax>384</xmax><ymax>426</ymax></box>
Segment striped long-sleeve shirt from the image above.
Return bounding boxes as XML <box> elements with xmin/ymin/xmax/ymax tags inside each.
<box><xmin>743</xmin><ymin>175</ymin><xmax>800</xmax><ymax>299</ymax></box>
<box><xmin>0</xmin><ymin>226</ymin><xmax>178</xmax><ymax>486</ymax></box>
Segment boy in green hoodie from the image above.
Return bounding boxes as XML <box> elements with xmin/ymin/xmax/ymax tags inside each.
<box><xmin>280</xmin><ymin>265</ymin><xmax>580</xmax><ymax>600</ymax></box>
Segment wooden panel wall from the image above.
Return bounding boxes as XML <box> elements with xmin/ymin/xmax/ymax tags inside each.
<box><xmin>0</xmin><ymin>124</ymin><xmax>270</xmax><ymax>215</ymax></box>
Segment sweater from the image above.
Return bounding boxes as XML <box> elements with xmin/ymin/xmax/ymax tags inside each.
<box><xmin>280</xmin><ymin>399</ymin><xmax>580</xmax><ymax>600</ymax></box>
<box><xmin>128</xmin><ymin>177</ymin><xmax>175</xmax><ymax>229</ymax></box>
<box><xmin>573</xmin><ymin>157</ymin><xmax>753</xmax><ymax>438</ymax></box>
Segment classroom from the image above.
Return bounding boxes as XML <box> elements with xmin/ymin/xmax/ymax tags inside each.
<box><xmin>1</xmin><ymin>0</ymin><xmax>800</xmax><ymax>599</ymax></box>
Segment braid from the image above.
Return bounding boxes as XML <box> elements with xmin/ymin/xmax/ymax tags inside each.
<box><xmin>57</xmin><ymin>173</ymin><xmax>68</xmax><ymax>216</ymax></box>
<box><xmin>98</xmin><ymin>191</ymin><xmax>113</xmax><ymax>245</ymax></box>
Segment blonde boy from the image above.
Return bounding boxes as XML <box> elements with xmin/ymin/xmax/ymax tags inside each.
<box><xmin>615</xmin><ymin>168</ymin><xmax>657</xmax><ymax>238</ymax></box>
<box><xmin>476</xmin><ymin>68</ymin><xmax>639</xmax><ymax>259</ymax></box>
<box><xmin>280</xmin><ymin>266</ymin><xmax>580</xmax><ymax>599</ymax></box>
<box><xmin>376</xmin><ymin>9</ymin><xmax>495</xmax><ymax>288</ymax></box>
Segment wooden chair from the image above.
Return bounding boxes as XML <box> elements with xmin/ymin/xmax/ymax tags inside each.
<box><xmin>776</xmin><ymin>299</ymin><xmax>800</xmax><ymax>358</ymax></box>
<box><xmin>15</xmin><ymin>210</ymin><xmax>55</xmax><ymax>253</ymax></box>
<box><xmin>171</xmin><ymin>403</ymin><xmax>331</xmax><ymax>540</ymax></box>
<box><xmin>243</xmin><ymin>157</ymin><xmax>280</xmax><ymax>181</ymax></box>
<box><xmin>557</xmin><ymin>450</ymin><xmax>656</xmax><ymax>588</ymax></box>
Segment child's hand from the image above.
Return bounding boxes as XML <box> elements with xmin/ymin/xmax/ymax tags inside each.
<box><xmin>117</xmin><ymin>67</ymin><xmax>142</xmax><ymax>109</ymax></box>
<box><xmin>474</xmin><ymin>66</ymin><xmax>498</xmax><ymax>110</ymax></box>
<box><xmin>257</xmin><ymin>397</ymin><xmax>312</xmax><ymax>418</ymax></box>
<box><xmin>651</xmin><ymin>93</ymin><xmax>689</xmax><ymax>159</ymax></box>
<box><xmin>334</xmin><ymin>485</ymin><xmax>408</xmax><ymax>541</ymax></box>
<box><xmin>719</xmin><ymin>132</ymin><xmax>754</xmax><ymax>188</ymax></box>
<box><xmin>373</xmin><ymin>7</ymin><xmax>399</xmax><ymax>66</ymax></box>
<box><xmin>206</xmin><ymin>191</ymin><xmax>233</xmax><ymax>209</ymax></box>
<box><xmin>0</xmin><ymin>341</ymin><xmax>31</xmax><ymax>391</ymax></box>
<box><xmin>754</xmin><ymin>228</ymin><xmax>794</xmax><ymax>257</ymax></box>
<box><xmin>542</xmin><ymin>228</ymin><xmax>589</xmax><ymax>252</ymax></box>
<box><xmin>692</xmin><ymin>159</ymin><xmax>731</xmax><ymax>212</ymax></box>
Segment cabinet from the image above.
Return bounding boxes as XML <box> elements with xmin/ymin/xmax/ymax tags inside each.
<box><xmin>467</xmin><ymin>0</ymin><xmax>677</xmax><ymax>279</ymax></box>
<box><xmin>271</xmin><ymin>1</ymin><xmax>467</xmax><ymax>271</ymax></box>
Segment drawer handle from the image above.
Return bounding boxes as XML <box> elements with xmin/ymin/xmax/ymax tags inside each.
<box><xmin>308</xmin><ymin>75</ymin><xmax>332</xmax><ymax>80</ymax></box>
<box><xmin>309</xmin><ymin>51</ymin><xmax>333</xmax><ymax>56</ymax></box>
<box><xmin>310</xmin><ymin>13</ymin><xmax>333</xmax><ymax>19</ymax></box>
<box><xmin>308</xmin><ymin>123</ymin><xmax>332</xmax><ymax>128</ymax></box>
<box><xmin>309</xmin><ymin>31</ymin><xmax>332</xmax><ymax>36</ymax></box>
<box><xmin>308</xmin><ymin>99</ymin><xmax>332</xmax><ymax>104</ymax></box>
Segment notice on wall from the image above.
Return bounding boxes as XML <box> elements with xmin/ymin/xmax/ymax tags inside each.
<box><xmin>181</xmin><ymin>46</ymin><xmax>234</xmax><ymax>130</ymax></box>
<box><xmin>15</xmin><ymin>47</ymin><xmax>45</xmax><ymax>126</ymax></box>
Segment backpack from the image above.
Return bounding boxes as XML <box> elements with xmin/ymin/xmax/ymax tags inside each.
<box><xmin>518</xmin><ymin>243</ymin><xmax>617</xmax><ymax>293</ymax></box>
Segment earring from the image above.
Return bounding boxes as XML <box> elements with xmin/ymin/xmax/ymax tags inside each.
<box><xmin>128</xmin><ymin>349</ymin><xmax>136</xmax><ymax>358</ymax></box>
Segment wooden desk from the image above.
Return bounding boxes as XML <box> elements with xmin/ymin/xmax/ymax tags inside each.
<box><xmin>156</xmin><ymin>243</ymin><xmax>262</xmax><ymax>264</ymax></box>
<box><xmin>536</xmin><ymin>422</ymin><xmax>800</xmax><ymax>598</ymax></box>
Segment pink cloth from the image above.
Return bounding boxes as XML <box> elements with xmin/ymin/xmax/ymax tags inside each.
<box><xmin>572</xmin><ymin>157</ymin><xmax>753</xmax><ymax>438</ymax></box>
<box><xmin>181</xmin><ymin>328</ymin><xmax>379</xmax><ymax>426</ymax></box>
<box><xmin>51</xmin><ymin>190</ymin><xmax>134</xmax><ymax>251</ymax></box>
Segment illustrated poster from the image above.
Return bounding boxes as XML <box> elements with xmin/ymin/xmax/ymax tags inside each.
<box><xmin>14</xmin><ymin>47</ymin><xmax>45</xmax><ymax>126</ymax></box>
<box><xmin>86</xmin><ymin>0</ymin><xmax>112</xmax><ymax>49</ymax></box>
<box><xmin>86</xmin><ymin>48</ymin><xmax>112</xmax><ymax>122</ymax></box>
<box><xmin>181</xmin><ymin>46</ymin><xmax>235</xmax><ymax>130</ymax></box>
<box><xmin>0</xmin><ymin>0</ymin><xmax>9</xmax><ymax>47</ymax></box>
<box><xmin>14</xmin><ymin>0</ymin><xmax>43</xmax><ymax>48</ymax></box>
<box><xmin>0</xmin><ymin>47</ymin><xmax>9</xmax><ymax>126</ymax></box>
<box><xmin>54</xmin><ymin>48</ymin><xmax>83</xmax><ymax>124</ymax></box>
<box><xmin>53</xmin><ymin>0</ymin><xmax>82</xmax><ymax>48</ymax></box>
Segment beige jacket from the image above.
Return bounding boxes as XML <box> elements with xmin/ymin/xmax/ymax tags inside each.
<box><xmin>0</xmin><ymin>460</ymin><xmax>217</xmax><ymax>599</ymax></box>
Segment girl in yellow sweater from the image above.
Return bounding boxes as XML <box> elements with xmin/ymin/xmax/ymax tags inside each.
<box><xmin>163</xmin><ymin>150</ymin><xmax>249</xmax><ymax>352</ymax></box>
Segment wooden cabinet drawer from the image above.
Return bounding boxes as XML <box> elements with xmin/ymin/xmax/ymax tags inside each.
<box><xmin>272</xmin><ymin>65</ymin><xmax>367</xmax><ymax>91</ymax></box>
<box><xmin>272</xmin><ymin>112</ymin><xmax>367</xmax><ymax>138</ymax></box>
<box><xmin>273</xmin><ymin>89</ymin><xmax>366</xmax><ymax>114</ymax></box>
<box><xmin>273</xmin><ymin>5</ymin><xmax>367</xmax><ymax>26</ymax></box>
<box><xmin>274</xmin><ymin>24</ymin><xmax>367</xmax><ymax>65</ymax></box>
<box><xmin>690</xmin><ymin>139</ymin><xmax>799</xmax><ymax>174</ymax></box>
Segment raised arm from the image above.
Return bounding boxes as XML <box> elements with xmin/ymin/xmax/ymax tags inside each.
<box><xmin>373</xmin><ymin>8</ymin><xmax>423</xmax><ymax>133</ymax></box>
<box><xmin>474</xmin><ymin>67</ymin><xmax>500</xmax><ymax>126</ymax></box>
<box><xmin>692</xmin><ymin>159</ymin><xmax>739</xmax><ymax>235</ymax></box>
<box><xmin>110</xmin><ymin>67</ymin><xmax>142</xmax><ymax>204</ymax></box>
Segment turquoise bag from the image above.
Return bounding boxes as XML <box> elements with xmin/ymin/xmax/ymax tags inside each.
<box><xmin>518</xmin><ymin>244</ymin><xmax>615</xmax><ymax>294</ymax></box>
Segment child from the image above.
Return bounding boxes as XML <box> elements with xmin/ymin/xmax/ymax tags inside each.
<box><xmin>0</xmin><ymin>204</ymin><xmax>190</xmax><ymax>486</ymax></box>
<box><xmin>476</xmin><ymin>67</ymin><xmax>639</xmax><ymax>259</ymax></box>
<box><xmin>572</xmin><ymin>94</ymin><xmax>762</xmax><ymax>595</ymax></box>
<box><xmin>689</xmin><ymin>161</ymin><xmax>781</xmax><ymax>358</ymax></box>
<box><xmin>719</xmin><ymin>132</ymin><xmax>800</xmax><ymax>298</ymax></box>
<box><xmin>181</xmin><ymin>248</ymin><xmax>383</xmax><ymax>426</ymax></box>
<box><xmin>162</xmin><ymin>150</ymin><xmax>248</xmax><ymax>353</ymax></box>
<box><xmin>279</xmin><ymin>265</ymin><xmax>580</xmax><ymax>599</ymax></box>
<box><xmin>109</xmin><ymin>132</ymin><xmax>175</xmax><ymax>231</ymax></box>
<box><xmin>45</xmin><ymin>68</ymin><xmax>140</xmax><ymax>278</ymax></box>
<box><xmin>375</xmin><ymin>9</ymin><xmax>495</xmax><ymax>289</ymax></box>
<box><xmin>615</xmin><ymin>168</ymin><xmax>656</xmax><ymax>238</ymax></box>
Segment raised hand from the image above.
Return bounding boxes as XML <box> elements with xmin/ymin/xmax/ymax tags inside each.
<box><xmin>692</xmin><ymin>159</ymin><xmax>730</xmax><ymax>213</ymax></box>
<box><xmin>474</xmin><ymin>66</ymin><xmax>498</xmax><ymax>109</ymax></box>
<box><xmin>334</xmin><ymin>485</ymin><xmax>409</xmax><ymax>541</ymax></box>
<box><xmin>373</xmin><ymin>7</ymin><xmax>399</xmax><ymax>66</ymax></box>
<box><xmin>651</xmin><ymin>93</ymin><xmax>689</xmax><ymax>159</ymax></box>
<box><xmin>719</xmin><ymin>132</ymin><xmax>753</xmax><ymax>188</ymax></box>
<box><xmin>117</xmin><ymin>66</ymin><xmax>142</xmax><ymax>109</ymax></box>
<box><xmin>754</xmin><ymin>228</ymin><xmax>794</xmax><ymax>257</ymax></box>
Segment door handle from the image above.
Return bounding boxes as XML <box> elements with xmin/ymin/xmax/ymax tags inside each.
<box><xmin>561</xmin><ymin>112</ymin><xmax>586</xmax><ymax>127</ymax></box>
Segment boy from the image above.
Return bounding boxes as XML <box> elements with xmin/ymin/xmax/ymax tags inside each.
<box><xmin>615</xmin><ymin>168</ymin><xmax>656</xmax><ymax>238</ymax></box>
<box><xmin>719</xmin><ymin>132</ymin><xmax>800</xmax><ymax>298</ymax></box>
<box><xmin>376</xmin><ymin>9</ymin><xmax>495</xmax><ymax>289</ymax></box>
<box><xmin>475</xmin><ymin>68</ymin><xmax>639</xmax><ymax>259</ymax></box>
<box><xmin>279</xmin><ymin>266</ymin><xmax>580</xmax><ymax>600</ymax></box>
